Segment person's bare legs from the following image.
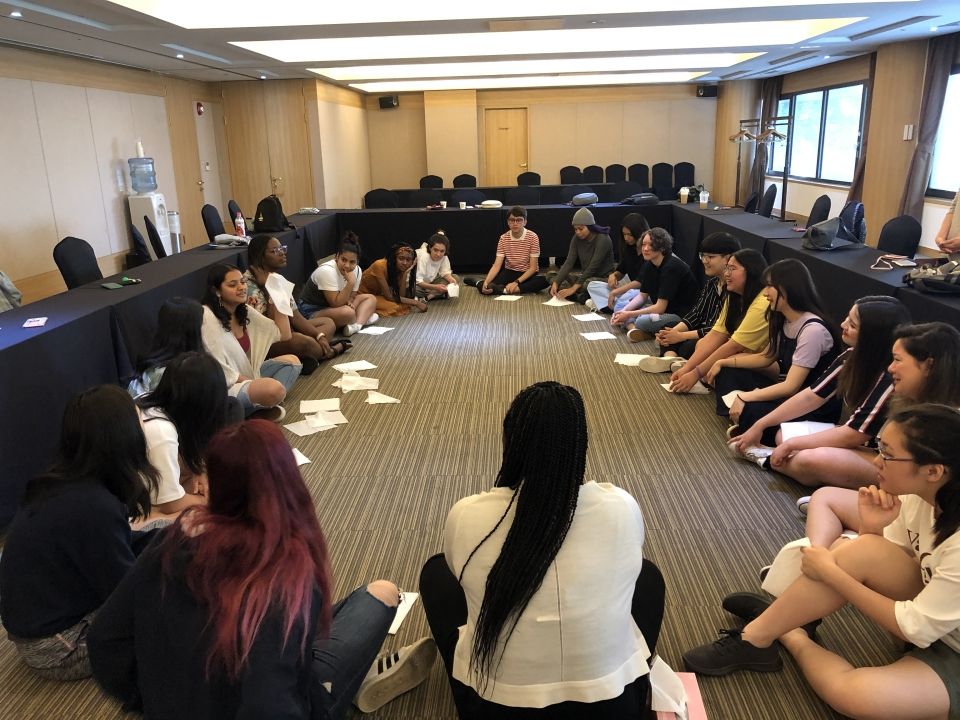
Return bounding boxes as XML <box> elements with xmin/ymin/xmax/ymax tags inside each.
<box><xmin>353</xmin><ymin>293</ymin><xmax>377</xmax><ymax>325</ymax></box>
<box><xmin>806</xmin><ymin>487</ymin><xmax>861</xmax><ymax>547</ymax></box>
<box><xmin>366</xmin><ymin>579</ymin><xmax>401</xmax><ymax>608</ymax></box>
<box><xmin>776</xmin><ymin>447</ymin><xmax>877</xmax><ymax>489</ymax></box>
<box><xmin>310</xmin><ymin>305</ymin><xmax>356</xmax><ymax>330</ymax></box>
<box><xmin>305</xmin><ymin>315</ymin><xmax>337</xmax><ymax>337</ymax></box>
<box><xmin>245</xmin><ymin>377</ymin><xmax>286</xmax><ymax>407</ymax></box>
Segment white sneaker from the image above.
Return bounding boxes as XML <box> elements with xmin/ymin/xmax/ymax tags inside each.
<box><xmin>797</xmin><ymin>496</ymin><xmax>811</xmax><ymax>515</ymax></box>
<box><xmin>354</xmin><ymin>637</ymin><xmax>437</xmax><ymax>713</ymax></box>
<box><xmin>669</xmin><ymin>358</ymin><xmax>688</xmax><ymax>373</ymax></box>
<box><xmin>366</xmin><ymin>313</ymin><xmax>380</xmax><ymax>326</ymax></box>
<box><xmin>343</xmin><ymin>323</ymin><xmax>361</xmax><ymax>336</ymax></box>
<box><xmin>636</xmin><ymin>355</ymin><xmax>675</xmax><ymax>373</ymax></box>
<box><xmin>585</xmin><ymin>299</ymin><xmax>596</xmax><ymax>311</ymax></box>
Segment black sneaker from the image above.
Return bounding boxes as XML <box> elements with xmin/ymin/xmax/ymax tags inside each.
<box><xmin>682</xmin><ymin>629</ymin><xmax>782</xmax><ymax>676</ymax></box>
<box><xmin>299</xmin><ymin>357</ymin><xmax>319</xmax><ymax>375</ymax></box>
<box><xmin>722</xmin><ymin>591</ymin><xmax>821</xmax><ymax>638</ymax></box>
<box><xmin>463</xmin><ymin>277</ymin><xmax>480</xmax><ymax>288</ymax></box>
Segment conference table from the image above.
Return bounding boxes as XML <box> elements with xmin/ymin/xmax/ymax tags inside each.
<box><xmin>389</xmin><ymin>182</ymin><xmax>619</xmax><ymax>207</ymax></box>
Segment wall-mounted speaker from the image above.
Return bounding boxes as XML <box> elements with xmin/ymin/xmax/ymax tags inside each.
<box><xmin>378</xmin><ymin>95</ymin><xmax>399</xmax><ymax>109</ymax></box>
<box><xmin>696</xmin><ymin>85</ymin><xmax>718</xmax><ymax>98</ymax></box>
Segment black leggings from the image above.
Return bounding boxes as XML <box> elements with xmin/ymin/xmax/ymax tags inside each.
<box><xmin>418</xmin><ymin>554</ymin><xmax>664</xmax><ymax>720</ymax></box>
<box><xmin>490</xmin><ymin>269</ymin><xmax>549</xmax><ymax>294</ymax></box>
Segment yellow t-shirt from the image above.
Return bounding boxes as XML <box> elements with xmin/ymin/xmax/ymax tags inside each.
<box><xmin>711</xmin><ymin>292</ymin><xmax>770</xmax><ymax>352</ymax></box>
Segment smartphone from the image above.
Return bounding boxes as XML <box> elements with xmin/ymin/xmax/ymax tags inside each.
<box><xmin>102</xmin><ymin>282</ymin><xmax>124</xmax><ymax>290</ymax></box>
<box><xmin>892</xmin><ymin>259</ymin><xmax>916</xmax><ymax>268</ymax></box>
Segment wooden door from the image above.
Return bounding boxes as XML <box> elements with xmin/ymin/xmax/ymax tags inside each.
<box><xmin>484</xmin><ymin>108</ymin><xmax>528</xmax><ymax>186</ymax></box>
<box><xmin>194</xmin><ymin>101</ymin><xmax>224</xmax><ymax>214</ymax></box>
<box><xmin>221</xmin><ymin>82</ymin><xmax>272</xmax><ymax>215</ymax></box>
<box><xmin>263</xmin><ymin>80</ymin><xmax>315</xmax><ymax>211</ymax></box>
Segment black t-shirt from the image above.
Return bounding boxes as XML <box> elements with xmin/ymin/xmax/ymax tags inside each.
<box><xmin>616</xmin><ymin>246</ymin><xmax>645</xmax><ymax>282</ymax></box>
<box><xmin>639</xmin><ymin>254</ymin><xmax>699</xmax><ymax>318</ymax></box>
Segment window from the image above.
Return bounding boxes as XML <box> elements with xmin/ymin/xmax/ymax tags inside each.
<box><xmin>928</xmin><ymin>70</ymin><xmax>960</xmax><ymax>198</ymax></box>
<box><xmin>767</xmin><ymin>82</ymin><xmax>866</xmax><ymax>184</ymax></box>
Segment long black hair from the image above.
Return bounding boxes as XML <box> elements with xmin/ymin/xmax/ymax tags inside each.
<box><xmin>22</xmin><ymin>385</ymin><xmax>157</xmax><ymax>520</ymax></box>
<box><xmin>136</xmin><ymin>297</ymin><xmax>204</xmax><ymax>374</ymax></box>
<box><xmin>385</xmin><ymin>244</ymin><xmax>417</xmax><ymax>301</ymax></box>
<box><xmin>761</xmin><ymin>259</ymin><xmax>837</xmax><ymax>358</ymax></box>
<box><xmin>620</xmin><ymin>213</ymin><xmax>650</xmax><ymax>258</ymax></box>
<box><xmin>247</xmin><ymin>234</ymin><xmax>275</xmax><ymax>269</ymax></box>
<box><xmin>891</xmin><ymin>322</ymin><xmax>960</xmax><ymax>406</ymax></box>
<box><xmin>723</xmin><ymin>248</ymin><xmax>767</xmax><ymax>335</ymax></box>
<box><xmin>836</xmin><ymin>296</ymin><xmax>910</xmax><ymax>409</ymax></box>
<box><xmin>337</xmin><ymin>231</ymin><xmax>361</xmax><ymax>258</ymax></box>
<box><xmin>887</xmin><ymin>404</ymin><xmax>960</xmax><ymax>547</ymax></box>
<box><xmin>202</xmin><ymin>264</ymin><xmax>248</xmax><ymax>332</ymax></box>
<box><xmin>459</xmin><ymin>381</ymin><xmax>586</xmax><ymax>685</ymax></box>
<box><xmin>139</xmin><ymin>352</ymin><xmax>228</xmax><ymax>475</ymax></box>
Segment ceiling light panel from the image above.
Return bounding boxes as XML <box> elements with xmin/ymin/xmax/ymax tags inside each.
<box><xmin>234</xmin><ymin>19</ymin><xmax>862</xmax><ymax>63</ymax></box>
<box><xmin>311</xmin><ymin>53</ymin><xmax>762</xmax><ymax>82</ymax></box>
<box><xmin>351</xmin><ymin>72</ymin><xmax>709</xmax><ymax>93</ymax></box>
<box><xmin>105</xmin><ymin>0</ymin><xmax>911</xmax><ymax>29</ymax></box>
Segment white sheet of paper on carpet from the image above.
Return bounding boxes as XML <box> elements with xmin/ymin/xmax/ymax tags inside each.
<box><xmin>300</xmin><ymin>398</ymin><xmax>340</xmax><ymax>413</ymax></box>
<box><xmin>388</xmin><ymin>592</ymin><xmax>419</xmax><ymax>635</ymax></box>
<box><xmin>721</xmin><ymin>390</ymin><xmax>740</xmax><ymax>409</ymax></box>
<box><xmin>284</xmin><ymin>420</ymin><xmax>327</xmax><ymax>437</ymax></box>
<box><xmin>660</xmin><ymin>381</ymin><xmax>710</xmax><ymax>395</ymax></box>
<box><xmin>494</xmin><ymin>295</ymin><xmax>522</xmax><ymax>302</ymax></box>
<box><xmin>292</xmin><ymin>449</ymin><xmax>311</xmax><ymax>466</ymax></box>
<box><xmin>615</xmin><ymin>353</ymin><xmax>647</xmax><ymax>366</ymax></box>
<box><xmin>543</xmin><ymin>296</ymin><xmax>574</xmax><ymax>307</ymax></box>
<box><xmin>333</xmin><ymin>375</ymin><xmax>379</xmax><ymax>392</ymax></box>
<box><xmin>313</xmin><ymin>410</ymin><xmax>348</xmax><ymax>425</ymax></box>
<box><xmin>366</xmin><ymin>391</ymin><xmax>400</xmax><ymax>404</ymax></box>
<box><xmin>332</xmin><ymin>359</ymin><xmax>377</xmax><ymax>373</ymax></box>
<box><xmin>356</xmin><ymin>326</ymin><xmax>394</xmax><ymax>335</ymax></box>
<box><xmin>580</xmin><ymin>331</ymin><xmax>616</xmax><ymax>340</ymax></box>
<box><xmin>781</xmin><ymin>420</ymin><xmax>836</xmax><ymax>441</ymax></box>
<box><xmin>265</xmin><ymin>273</ymin><xmax>295</xmax><ymax>316</ymax></box>
<box><xmin>572</xmin><ymin>312</ymin><xmax>605</xmax><ymax>321</ymax></box>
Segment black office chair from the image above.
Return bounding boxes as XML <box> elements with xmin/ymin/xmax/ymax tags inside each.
<box><xmin>743</xmin><ymin>191</ymin><xmax>759</xmax><ymax>214</ymax></box>
<box><xmin>628</xmin><ymin>163</ymin><xmax>650</xmax><ymax>189</ymax></box>
<box><xmin>517</xmin><ymin>171</ymin><xmax>541</xmax><ymax>186</ymax></box>
<box><xmin>404</xmin><ymin>189</ymin><xmax>443</xmax><ymax>207</ymax></box>
<box><xmin>559</xmin><ymin>166</ymin><xmax>582</xmax><ymax>184</ymax></box>
<box><xmin>128</xmin><ymin>224</ymin><xmax>152</xmax><ymax>267</ymax></box>
<box><xmin>674</xmin><ymin>162</ymin><xmax>695</xmax><ymax>194</ymax></box>
<box><xmin>559</xmin><ymin>185</ymin><xmax>593</xmax><ymax>203</ymax></box>
<box><xmin>758</xmin><ymin>184</ymin><xmax>778</xmax><ymax>218</ymax></box>
<box><xmin>364</xmin><ymin>188</ymin><xmax>400</xmax><ymax>209</ymax></box>
<box><xmin>878</xmin><ymin>215</ymin><xmax>922</xmax><ymax>257</ymax></box>
<box><xmin>53</xmin><ymin>236</ymin><xmax>103</xmax><ymax>289</ymax></box>
<box><xmin>452</xmin><ymin>174</ymin><xmax>477</xmax><ymax>188</ymax></box>
<box><xmin>143</xmin><ymin>216</ymin><xmax>167</xmax><ymax>259</ymax></box>
<box><xmin>201</xmin><ymin>203</ymin><xmax>226</xmax><ymax>242</ymax></box>
<box><xmin>505</xmin><ymin>186</ymin><xmax>541</xmax><ymax>206</ymax></box>
<box><xmin>419</xmin><ymin>175</ymin><xmax>443</xmax><ymax>189</ymax></box>
<box><xmin>605</xmin><ymin>164</ymin><xmax>627</xmax><ymax>183</ymax></box>
<box><xmin>451</xmin><ymin>189</ymin><xmax>486</xmax><ymax>206</ymax></box>
<box><xmin>582</xmin><ymin>165</ymin><xmax>604</xmax><ymax>183</ymax></box>
<box><xmin>611</xmin><ymin>181</ymin><xmax>645</xmax><ymax>201</ymax></box>
<box><xmin>227</xmin><ymin>199</ymin><xmax>243</xmax><ymax>224</ymax></box>
<box><xmin>807</xmin><ymin>195</ymin><xmax>831</xmax><ymax>227</ymax></box>
<box><xmin>651</xmin><ymin>163</ymin><xmax>674</xmax><ymax>200</ymax></box>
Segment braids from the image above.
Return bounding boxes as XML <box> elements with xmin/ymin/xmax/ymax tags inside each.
<box><xmin>385</xmin><ymin>244</ymin><xmax>416</xmax><ymax>301</ymax></box>
<box><xmin>463</xmin><ymin>381</ymin><xmax>587</xmax><ymax>687</ymax></box>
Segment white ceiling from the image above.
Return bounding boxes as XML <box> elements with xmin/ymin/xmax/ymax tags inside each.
<box><xmin>0</xmin><ymin>1</ymin><xmax>957</xmax><ymax>90</ymax></box>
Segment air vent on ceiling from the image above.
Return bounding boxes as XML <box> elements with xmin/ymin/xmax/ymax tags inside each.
<box><xmin>768</xmin><ymin>51</ymin><xmax>816</xmax><ymax>66</ymax></box>
<box><xmin>848</xmin><ymin>16</ymin><xmax>937</xmax><ymax>41</ymax></box>
<box><xmin>489</xmin><ymin>19</ymin><xmax>564</xmax><ymax>32</ymax></box>
<box><xmin>721</xmin><ymin>70</ymin><xmax>748</xmax><ymax>80</ymax></box>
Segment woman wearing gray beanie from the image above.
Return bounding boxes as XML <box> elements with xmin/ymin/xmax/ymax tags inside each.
<box><xmin>549</xmin><ymin>207</ymin><xmax>616</xmax><ymax>304</ymax></box>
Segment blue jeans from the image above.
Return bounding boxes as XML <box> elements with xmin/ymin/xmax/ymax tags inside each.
<box><xmin>586</xmin><ymin>279</ymin><xmax>633</xmax><ymax>310</ymax></box>
<box><xmin>632</xmin><ymin>312</ymin><xmax>683</xmax><ymax>334</ymax></box>
<box><xmin>236</xmin><ymin>358</ymin><xmax>301</xmax><ymax>415</ymax></box>
<box><xmin>312</xmin><ymin>586</ymin><xmax>397</xmax><ymax>720</ymax></box>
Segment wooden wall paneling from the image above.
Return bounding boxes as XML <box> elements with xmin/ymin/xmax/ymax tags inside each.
<box><xmin>669</xmin><ymin>98</ymin><xmax>717</xmax><ymax>191</ymax></box>
<box><xmin>576</xmin><ymin>103</ymin><xmax>622</xmax><ymax>168</ymax></box>
<box><xmin>163</xmin><ymin>80</ymin><xmax>207</xmax><ymax>249</ymax></box>
<box><xmin>528</xmin><ymin>103</ymin><xmax>578</xmax><ymax>184</ymax></box>
<box><xmin>222</xmin><ymin>82</ymin><xmax>272</xmax><ymax>219</ymax></box>
<box><xmin>423</xmin><ymin>90</ymin><xmax>479</xmax><ymax>187</ymax></box>
<box><xmin>302</xmin><ymin>81</ymin><xmax>326</xmax><ymax>208</ymax></box>
<box><xmin>132</xmin><ymin>92</ymin><xmax>179</xmax><ymax>224</ymax></box>
<box><xmin>0</xmin><ymin>78</ymin><xmax>58</xmax><ymax>282</ymax></box>
<box><xmin>0</xmin><ymin>46</ymin><xmax>164</xmax><ymax>96</ymax></box>
<box><xmin>622</xmin><ymin>100</ymin><xmax>670</xmax><ymax>164</ymax></box>
<box><xmin>262</xmin><ymin>80</ymin><xmax>315</xmax><ymax>211</ymax></box>
<box><xmin>209</xmin><ymin>101</ymin><xmax>235</xmax><ymax>214</ymax></box>
<box><xmin>781</xmin><ymin>55</ymin><xmax>871</xmax><ymax>95</ymax></box>
<box><xmin>32</xmin><ymin>83</ymin><xmax>112</xmax><ymax>259</ymax></box>
<box><xmin>14</xmin><ymin>252</ymin><xmax>127</xmax><ymax>305</ymax></box>
<box><xmin>712</xmin><ymin>80</ymin><xmax>760</xmax><ymax>207</ymax></box>
<box><xmin>365</xmin><ymin>93</ymin><xmax>426</xmax><ymax>191</ymax></box>
<box><xmin>315</xmin><ymin>96</ymin><xmax>370</xmax><ymax>209</ymax></box>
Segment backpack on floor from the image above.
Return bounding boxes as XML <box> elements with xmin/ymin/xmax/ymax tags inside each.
<box><xmin>254</xmin><ymin>195</ymin><xmax>292</xmax><ymax>233</ymax></box>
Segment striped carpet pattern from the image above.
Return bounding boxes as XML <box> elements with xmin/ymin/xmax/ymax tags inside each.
<box><xmin>0</xmin><ymin>285</ymin><xmax>900</xmax><ymax>719</ymax></box>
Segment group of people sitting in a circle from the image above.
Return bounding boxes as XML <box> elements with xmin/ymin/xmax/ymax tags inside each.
<box><xmin>1</xmin><ymin>201</ymin><xmax>959</xmax><ymax>720</ymax></box>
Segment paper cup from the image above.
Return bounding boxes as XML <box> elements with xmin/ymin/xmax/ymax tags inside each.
<box><xmin>447</xmin><ymin>283</ymin><xmax>460</xmax><ymax>298</ymax></box>
<box><xmin>440</xmin><ymin>200</ymin><xmax>447</xmax><ymax>208</ymax></box>
<box><xmin>459</xmin><ymin>201</ymin><xmax>466</xmax><ymax>209</ymax></box>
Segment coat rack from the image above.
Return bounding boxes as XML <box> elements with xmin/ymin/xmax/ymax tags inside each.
<box><xmin>732</xmin><ymin>114</ymin><xmax>792</xmax><ymax>220</ymax></box>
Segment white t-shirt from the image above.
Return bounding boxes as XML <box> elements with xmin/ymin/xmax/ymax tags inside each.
<box><xmin>443</xmin><ymin>481</ymin><xmax>649</xmax><ymax>707</ymax></box>
<box><xmin>415</xmin><ymin>244</ymin><xmax>453</xmax><ymax>284</ymax></box>
<box><xmin>884</xmin><ymin>494</ymin><xmax>960</xmax><ymax>653</ymax></box>
<box><xmin>140</xmin><ymin>407</ymin><xmax>185</xmax><ymax>506</ymax></box>
<box><xmin>313</xmin><ymin>259</ymin><xmax>361</xmax><ymax>293</ymax></box>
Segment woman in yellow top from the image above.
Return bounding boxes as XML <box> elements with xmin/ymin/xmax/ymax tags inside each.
<box><xmin>359</xmin><ymin>244</ymin><xmax>428</xmax><ymax>317</ymax></box>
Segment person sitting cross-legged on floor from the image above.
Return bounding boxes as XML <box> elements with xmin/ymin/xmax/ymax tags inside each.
<box><xmin>468</xmin><ymin>205</ymin><xmax>548</xmax><ymax>295</ymax></box>
<box><xmin>548</xmin><ymin>208</ymin><xmax>616</xmax><ymax>304</ymax></box>
<box><xmin>585</xmin><ymin>212</ymin><xmax>650</xmax><ymax>313</ymax></box>
<box><xmin>415</xmin><ymin>230</ymin><xmax>460</xmax><ymax>300</ymax></box>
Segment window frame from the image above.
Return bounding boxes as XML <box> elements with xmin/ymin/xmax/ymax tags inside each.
<box><xmin>926</xmin><ymin>64</ymin><xmax>960</xmax><ymax>200</ymax></box>
<box><xmin>767</xmin><ymin>80</ymin><xmax>868</xmax><ymax>186</ymax></box>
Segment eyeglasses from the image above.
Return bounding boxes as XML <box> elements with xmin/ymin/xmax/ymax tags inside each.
<box><xmin>723</xmin><ymin>264</ymin><xmax>741</xmax><ymax>275</ymax></box>
<box><xmin>267</xmin><ymin>245</ymin><xmax>288</xmax><ymax>255</ymax></box>
<box><xmin>699</xmin><ymin>253</ymin><xmax>721</xmax><ymax>260</ymax></box>
<box><xmin>875</xmin><ymin>441</ymin><xmax>914</xmax><ymax>464</ymax></box>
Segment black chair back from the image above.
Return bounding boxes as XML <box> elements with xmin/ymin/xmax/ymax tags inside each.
<box><xmin>227</xmin><ymin>199</ymin><xmax>243</xmax><ymax>224</ymax></box>
<box><xmin>605</xmin><ymin>164</ymin><xmax>626</xmax><ymax>183</ymax></box>
<box><xmin>143</xmin><ymin>216</ymin><xmax>167</xmax><ymax>258</ymax></box>
<box><xmin>201</xmin><ymin>204</ymin><xmax>226</xmax><ymax>242</ymax></box>
<box><xmin>451</xmin><ymin>189</ymin><xmax>486</xmax><ymax>206</ymax></box>
<box><xmin>505</xmin><ymin>186</ymin><xmax>541</xmax><ymax>206</ymax></box>
<box><xmin>129</xmin><ymin>225</ymin><xmax>152</xmax><ymax>264</ymax></box>
<box><xmin>559</xmin><ymin>185</ymin><xmax>593</xmax><ymax>203</ymax></box>
<box><xmin>807</xmin><ymin>195</ymin><xmax>831</xmax><ymax>227</ymax></box>
<box><xmin>758</xmin><ymin>184</ymin><xmax>778</xmax><ymax>218</ymax></box>
<box><xmin>611</xmin><ymin>181</ymin><xmax>645</xmax><ymax>201</ymax></box>
<box><xmin>53</xmin><ymin>236</ymin><xmax>103</xmax><ymax>289</ymax></box>
<box><xmin>674</xmin><ymin>162</ymin><xmax>695</xmax><ymax>189</ymax></box>
<box><xmin>582</xmin><ymin>165</ymin><xmax>604</xmax><ymax>183</ymax></box>
<box><xmin>628</xmin><ymin>163</ymin><xmax>650</xmax><ymax>189</ymax></box>
<box><xmin>517</xmin><ymin>171</ymin><xmax>541</xmax><ymax>186</ymax></box>
<box><xmin>452</xmin><ymin>174</ymin><xmax>477</xmax><ymax>188</ymax></box>
<box><xmin>651</xmin><ymin>163</ymin><xmax>674</xmax><ymax>200</ymax></box>
<box><xmin>743</xmin><ymin>191</ymin><xmax>759</xmax><ymax>214</ymax></box>
<box><xmin>559</xmin><ymin>166</ymin><xmax>582</xmax><ymax>184</ymax></box>
<box><xmin>878</xmin><ymin>215</ymin><xmax>922</xmax><ymax>257</ymax></box>
<box><xmin>364</xmin><ymin>188</ymin><xmax>400</xmax><ymax>209</ymax></box>
<box><xmin>405</xmin><ymin>189</ymin><xmax>442</xmax><ymax>207</ymax></box>
<box><xmin>419</xmin><ymin>175</ymin><xmax>443</xmax><ymax>189</ymax></box>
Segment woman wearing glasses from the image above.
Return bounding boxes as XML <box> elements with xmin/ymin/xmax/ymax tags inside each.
<box><xmin>683</xmin><ymin>403</ymin><xmax>960</xmax><ymax>720</ymax></box>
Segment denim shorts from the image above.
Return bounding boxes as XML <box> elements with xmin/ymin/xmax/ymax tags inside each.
<box><xmin>906</xmin><ymin>640</ymin><xmax>960</xmax><ymax>719</ymax></box>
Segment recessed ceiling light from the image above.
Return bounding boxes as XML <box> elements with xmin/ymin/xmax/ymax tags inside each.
<box><xmin>259</xmin><ymin>75</ymin><xmax>267</xmax><ymax>79</ymax></box>
<box><xmin>10</xmin><ymin>10</ymin><xmax>22</xmax><ymax>17</ymax></box>
<box><xmin>350</xmin><ymin>71</ymin><xmax>708</xmax><ymax>93</ymax></box>
<box><xmin>824</xmin><ymin>55</ymin><xmax>832</xmax><ymax>59</ymax></box>
<box><xmin>161</xmin><ymin>44</ymin><xmax>231</xmax><ymax>64</ymax></box>
<box><xmin>930</xmin><ymin>26</ymin><xmax>939</xmax><ymax>31</ymax></box>
<box><xmin>310</xmin><ymin>52</ymin><xmax>762</xmax><ymax>82</ymax></box>
<box><xmin>6</xmin><ymin>1</ymin><xmax>109</xmax><ymax>28</ymax></box>
<box><xmin>175</xmin><ymin>53</ymin><xmax>184</xmax><ymax>59</ymax></box>
<box><xmin>102</xmin><ymin>0</ymin><xmax>913</xmax><ymax>29</ymax></box>
<box><xmin>235</xmin><ymin>19</ymin><xmax>862</xmax><ymax>63</ymax></box>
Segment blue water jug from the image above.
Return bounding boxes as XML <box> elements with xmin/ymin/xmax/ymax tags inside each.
<box><xmin>128</xmin><ymin>157</ymin><xmax>157</xmax><ymax>194</ymax></box>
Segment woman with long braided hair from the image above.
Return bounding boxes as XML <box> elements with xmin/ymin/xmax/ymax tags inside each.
<box><xmin>420</xmin><ymin>381</ymin><xmax>663</xmax><ymax>718</ymax></box>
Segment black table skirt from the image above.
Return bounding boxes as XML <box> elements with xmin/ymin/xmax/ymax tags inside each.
<box><xmin>894</xmin><ymin>285</ymin><xmax>960</xmax><ymax>327</ymax></box>
<box><xmin>391</xmin><ymin>183</ymin><xmax>618</xmax><ymax>207</ymax></box>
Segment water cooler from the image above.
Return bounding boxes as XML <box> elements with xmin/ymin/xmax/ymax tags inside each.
<box><xmin>129</xmin><ymin>192</ymin><xmax>172</xmax><ymax>258</ymax></box>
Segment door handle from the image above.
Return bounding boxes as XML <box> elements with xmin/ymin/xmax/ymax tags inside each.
<box><xmin>519</xmin><ymin>162</ymin><xmax>528</xmax><ymax>168</ymax></box>
<box><xmin>197</xmin><ymin>179</ymin><xmax>204</xmax><ymax>187</ymax></box>
<box><xmin>271</xmin><ymin>176</ymin><xmax>283</xmax><ymax>188</ymax></box>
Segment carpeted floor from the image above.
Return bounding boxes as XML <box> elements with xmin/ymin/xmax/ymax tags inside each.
<box><xmin>0</xmin><ymin>285</ymin><xmax>900</xmax><ymax>719</ymax></box>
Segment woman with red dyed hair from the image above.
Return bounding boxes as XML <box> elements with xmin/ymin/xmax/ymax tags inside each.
<box><xmin>87</xmin><ymin>420</ymin><xmax>435</xmax><ymax>718</ymax></box>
